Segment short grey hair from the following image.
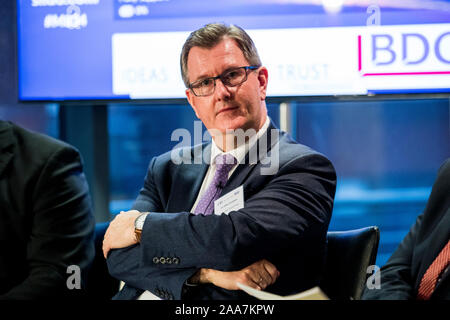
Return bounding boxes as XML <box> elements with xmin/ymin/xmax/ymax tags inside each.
<box><xmin>180</xmin><ymin>23</ymin><xmax>262</xmax><ymax>88</ymax></box>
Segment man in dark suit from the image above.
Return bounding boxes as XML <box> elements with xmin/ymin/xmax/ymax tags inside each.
<box><xmin>0</xmin><ymin>120</ymin><xmax>95</xmax><ymax>299</ymax></box>
<box><xmin>103</xmin><ymin>23</ymin><xmax>336</xmax><ymax>300</ymax></box>
<box><xmin>362</xmin><ymin>158</ymin><xmax>450</xmax><ymax>300</ymax></box>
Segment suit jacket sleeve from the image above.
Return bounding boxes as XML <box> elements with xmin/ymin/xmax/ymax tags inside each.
<box><xmin>107</xmin><ymin>152</ymin><xmax>336</xmax><ymax>299</ymax></box>
<box><xmin>131</xmin><ymin>157</ymin><xmax>165</xmax><ymax>213</ymax></box>
<box><xmin>0</xmin><ymin>146</ymin><xmax>95</xmax><ymax>300</ymax></box>
<box><xmin>107</xmin><ymin>156</ymin><xmax>199</xmax><ymax>298</ymax></box>
<box><xmin>362</xmin><ymin>214</ymin><xmax>423</xmax><ymax>300</ymax></box>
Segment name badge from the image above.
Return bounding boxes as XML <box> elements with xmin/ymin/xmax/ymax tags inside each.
<box><xmin>214</xmin><ymin>185</ymin><xmax>244</xmax><ymax>215</ymax></box>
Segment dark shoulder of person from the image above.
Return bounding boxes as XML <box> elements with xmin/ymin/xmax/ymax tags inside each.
<box><xmin>9</xmin><ymin>121</ymin><xmax>81</xmax><ymax>164</ymax></box>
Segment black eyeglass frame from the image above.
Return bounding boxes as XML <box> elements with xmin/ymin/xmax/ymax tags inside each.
<box><xmin>188</xmin><ymin>65</ymin><xmax>260</xmax><ymax>97</ymax></box>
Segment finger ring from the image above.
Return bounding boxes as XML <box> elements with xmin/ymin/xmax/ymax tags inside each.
<box><xmin>258</xmin><ymin>277</ymin><xmax>263</xmax><ymax>283</ymax></box>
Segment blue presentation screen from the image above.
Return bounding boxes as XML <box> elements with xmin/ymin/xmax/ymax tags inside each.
<box><xmin>17</xmin><ymin>0</ymin><xmax>450</xmax><ymax>101</ymax></box>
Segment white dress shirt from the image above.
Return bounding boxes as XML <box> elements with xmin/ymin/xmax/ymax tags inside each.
<box><xmin>190</xmin><ymin>116</ymin><xmax>270</xmax><ymax>212</ymax></box>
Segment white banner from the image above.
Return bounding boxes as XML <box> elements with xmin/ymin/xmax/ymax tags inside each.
<box><xmin>111</xmin><ymin>24</ymin><xmax>450</xmax><ymax>98</ymax></box>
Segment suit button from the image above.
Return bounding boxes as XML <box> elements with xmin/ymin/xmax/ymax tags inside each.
<box><xmin>166</xmin><ymin>257</ymin><xmax>172</xmax><ymax>264</ymax></box>
<box><xmin>173</xmin><ymin>257</ymin><xmax>180</xmax><ymax>264</ymax></box>
<box><xmin>160</xmin><ymin>257</ymin><xmax>166</xmax><ymax>264</ymax></box>
<box><xmin>153</xmin><ymin>257</ymin><xmax>159</xmax><ymax>264</ymax></box>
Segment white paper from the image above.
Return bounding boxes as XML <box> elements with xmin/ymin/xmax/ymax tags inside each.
<box><xmin>237</xmin><ymin>283</ymin><xmax>329</xmax><ymax>300</ymax></box>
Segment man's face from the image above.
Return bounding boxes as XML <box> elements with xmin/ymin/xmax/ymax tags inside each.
<box><xmin>185</xmin><ymin>37</ymin><xmax>268</xmax><ymax>137</ymax></box>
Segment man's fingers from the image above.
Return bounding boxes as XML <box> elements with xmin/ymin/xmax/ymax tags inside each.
<box><xmin>100</xmin><ymin>210</ymin><xmax>141</xmax><ymax>258</ymax></box>
<box><xmin>262</xmin><ymin>260</ymin><xmax>280</xmax><ymax>284</ymax></box>
<box><xmin>237</xmin><ymin>270</ymin><xmax>262</xmax><ymax>291</ymax></box>
<box><xmin>248</xmin><ymin>259</ymin><xmax>280</xmax><ymax>289</ymax></box>
<box><xmin>247</xmin><ymin>269</ymin><xmax>270</xmax><ymax>290</ymax></box>
<box><xmin>102</xmin><ymin>229</ymin><xmax>108</xmax><ymax>258</ymax></box>
<box><xmin>246</xmin><ymin>277</ymin><xmax>262</xmax><ymax>291</ymax></box>
<box><xmin>253</xmin><ymin>270</ymin><xmax>271</xmax><ymax>289</ymax></box>
<box><xmin>102</xmin><ymin>241</ymin><xmax>109</xmax><ymax>259</ymax></box>
<box><xmin>254</xmin><ymin>276</ymin><xmax>266</xmax><ymax>290</ymax></box>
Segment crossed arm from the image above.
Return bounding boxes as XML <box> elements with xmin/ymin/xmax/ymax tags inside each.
<box><xmin>102</xmin><ymin>210</ymin><xmax>279</xmax><ymax>291</ymax></box>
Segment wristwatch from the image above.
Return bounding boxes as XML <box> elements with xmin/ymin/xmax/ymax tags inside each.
<box><xmin>134</xmin><ymin>212</ymin><xmax>149</xmax><ymax>243</ymax></box>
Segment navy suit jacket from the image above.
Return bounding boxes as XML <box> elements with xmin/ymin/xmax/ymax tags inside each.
<box><xmin>107</xmin><ymin>123</ymin><xmax>336</xmax><ymax>300</ymax></box>
<box><xmin>362</xmin><ymin>159</ymin><xmax>450</xmax><ymax>300</ymax></box>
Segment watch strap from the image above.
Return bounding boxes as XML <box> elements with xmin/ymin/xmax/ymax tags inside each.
<box><xmin>135</xmin><ymin>228</ymin><xmax>142</xmax><ymax>243</ymax></box>
<box><xmin>134</xmin><ymin>212</ymin><xmax>149</xmax><ymax>243</ymax></box>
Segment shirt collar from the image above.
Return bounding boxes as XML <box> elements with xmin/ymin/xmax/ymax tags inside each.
<box><xmin>210</xmin><ymin>116</ymin><xmax>270</xmax><ymax>166</ymax></box>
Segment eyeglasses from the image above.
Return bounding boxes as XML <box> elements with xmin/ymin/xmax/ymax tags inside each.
<box><xmin>189</xmin><ymin>66</ymin><xmax>260</xmax><ymax>97</ymax></box>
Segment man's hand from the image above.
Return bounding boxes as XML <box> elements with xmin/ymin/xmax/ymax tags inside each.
<box><xmin>190</xmin><ymin>259</ymin><xmax>280</xmax><ymax>291</ymax></box>
<box><xmin>102</xmin><ymin>210</ymin><xmax>142</xmax><ymax>258</ymax></box>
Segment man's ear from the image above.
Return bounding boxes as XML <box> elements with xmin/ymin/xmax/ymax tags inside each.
<box><xmin>186</xmin><ymin>88</ymin><xmax>200</xmax><ymax>118</ymax></box>
<box><xmin>257</xmin><ymin>67</ymin><xmax>268</xmax><ymax>100</ymax></box>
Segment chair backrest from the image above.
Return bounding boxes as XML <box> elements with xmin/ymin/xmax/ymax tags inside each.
<box><xmin>86</xmin><ymin>222</ymin><xmax>120</xmax><ymax>299</ymax></box>
<box><xmin>321</xmin><ymin>226</ymin><xmax>380</xmax><ymax>300</ymax></box>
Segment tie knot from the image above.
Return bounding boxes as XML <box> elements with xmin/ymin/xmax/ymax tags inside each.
<box><xmin>215</xmin><ymin>154</ymin><xmax>236</xmax><ymax>169</ymax></box>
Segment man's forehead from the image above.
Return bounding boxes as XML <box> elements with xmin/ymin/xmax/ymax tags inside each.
<box><xmin>187</xmin><ymin>38</ymin><xmax>248</xmax><ymax>79</ymax></box>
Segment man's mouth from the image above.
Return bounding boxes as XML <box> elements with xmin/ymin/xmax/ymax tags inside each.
<box><xmin>217</xmin><ymin>106</ymin><xmax>239</xmax><ymax>115</ymax></box>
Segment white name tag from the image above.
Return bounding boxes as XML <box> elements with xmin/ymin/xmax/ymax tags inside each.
<box><xmin>214</xmin><ymin>185</ymin><xmax>244</xmax><ymax>215</ymax></box>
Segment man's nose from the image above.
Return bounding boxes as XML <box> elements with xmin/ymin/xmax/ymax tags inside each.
<box><xmin>214</xmin><ymin>78</ymin><xmax>232</xmax><ymax>100</ymax></box>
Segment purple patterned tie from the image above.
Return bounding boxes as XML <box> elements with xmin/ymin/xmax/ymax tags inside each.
<box><xmin>194</xmin><ymin>154</ymin><xmax>236</xmax><ymax>215</ymax></box>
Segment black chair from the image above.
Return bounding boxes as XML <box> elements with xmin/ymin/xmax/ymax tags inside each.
<box><xmin>86</xmin><ymin>222</ymin><xmax>120</xmax><ymax>299</ymax></box>
<box><xmin>321</xmin><ymin>226</ymin><xmax>380</xmax><ymax>300</ymax></box>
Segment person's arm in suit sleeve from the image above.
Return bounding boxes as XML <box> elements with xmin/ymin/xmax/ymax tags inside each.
<box><xmin>0</xmin><ymin>146</ymin><xmax>95</xmax><ymax>300</ymax></box>
<box><xmin>362</xmin><ymin>214</ymin><xmax>423</xmax><ymax>300</ymax></box>
<box><xmin>131</xmin><ymin>157</ymin><xmax>165</xmax><ymax>214</ymax></box>
<box><xmin>106</xmin><ymin>156</ymin><xmax>199</xmax><ymax>296</ymax></box>
<box><xmin>107</xmin><ymin>153</ymin><xmax>336</xmax><ymax>299</ymax></box>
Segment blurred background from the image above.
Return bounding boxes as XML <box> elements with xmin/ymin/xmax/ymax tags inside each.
<box><xmin>1</xmin><ymin>0</ymin><xmax>449</xmax><ymax>267</ymax></box>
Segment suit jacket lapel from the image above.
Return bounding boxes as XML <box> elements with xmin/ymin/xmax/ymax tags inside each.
<box><xmin>168</xmin><ymin>121</ymin><xmax>281</xmax><ymax>210</ymax></box>
<box><xmin>221</xmin><ymin>121</ymin><xmax>280</xmax><ymax>196</ymax></box>
<box><xmin>0</xmin><ymin>121</ymin><xmax>14</xmax><ymax>177</ymax></box>
<box><xmin>166</xmin><ymin>143</ymin><xmax>210</xmax><ymax>213</ymax></box>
